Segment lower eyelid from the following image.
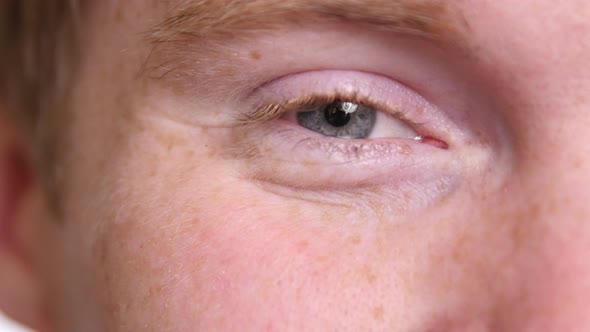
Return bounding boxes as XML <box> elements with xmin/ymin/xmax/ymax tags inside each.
<box><xmin>230</xmin><ymin>120</ymin><xmax>459</xmax><ymax>189</ymax></box>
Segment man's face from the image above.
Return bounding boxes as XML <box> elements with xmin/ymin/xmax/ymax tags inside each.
<box><xmin>16</xmin><ymin>0</ymin><xmax>590</xmax><ymax>331</ymax></box>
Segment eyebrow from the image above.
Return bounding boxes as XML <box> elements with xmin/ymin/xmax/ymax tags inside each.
<box><xmin>148</xmin><ymin>0</ymin><xmax>460</xmax><ymax>46</ymax></box>
<box><xmin>141</xmin><ymin>0</ymin><xmax>466</xmax><ymax>85</ymax></box>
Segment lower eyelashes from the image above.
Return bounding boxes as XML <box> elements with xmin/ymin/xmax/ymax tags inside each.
<box><xmin>229</xmin><ymin>119</ymin><xmax>458</xmax><ymax>190</ymax></box>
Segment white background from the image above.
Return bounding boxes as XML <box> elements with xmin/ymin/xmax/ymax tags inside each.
<box><xmin>0</xmin><ymin>313</ymin><xmax>30</xmax><ymax>332</ymax></box>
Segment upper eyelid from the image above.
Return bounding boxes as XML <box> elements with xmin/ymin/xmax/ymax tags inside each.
<box><xmin>240</xmin><ymin>71</ymin><xmax>434</xmax><ymax>129</ymax></box>
<box><xmin>242</xmin><ymin>70</ymin><xmax>464</xmax><ymax>145</ymax></box>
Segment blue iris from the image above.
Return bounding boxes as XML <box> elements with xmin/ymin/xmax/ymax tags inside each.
<box><xmin>297</xmin><ymin>100</ymin><xmax>377</xmax><ymax>139</ymax></box>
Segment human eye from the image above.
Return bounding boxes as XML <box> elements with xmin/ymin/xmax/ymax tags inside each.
<box><xmin>276</xmin><ymin>95</ymin><xmax>448</xmax><ymax>151</ymax></box>
<box><xmin>228</xmin><ymin>70</ymin><xmax>463</xmax><ymax>206</ymax></box>
<box><xmin>294</xmin><ymin>99</ymin><xmax>383</xmax><ymax>139</ymax></box>
<box><xmin>285</xmin><ymin>97</ymin><xmax>419</xmax><ymax>141</ymax></box>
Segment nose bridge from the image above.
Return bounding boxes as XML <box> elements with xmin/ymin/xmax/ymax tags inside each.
<box><xmin>495</xmin><ymin>177</ymin><xmax>590</xmax><ymax>331</ymax></box>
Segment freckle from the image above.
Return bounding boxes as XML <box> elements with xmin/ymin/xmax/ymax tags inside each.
<box><xmin>473</xmin><ymin>129</ymin><xmax>491</xmax><ymax>146</ymax></box>
<box><xmin>249</xmin><ymin>50</ymin><xmax>262</xmax><ymax>60</ymax></box>
<box><xmin>296</xmin><ymin>240</ymin><xmax>309</xmax><ymax>253</ymax></box>
<box><xmin>220</xmin><ymin>67</ymin><xmax>236</xmax><ymax>76</ymax></box>
<box><xmin>349</xmin><ymin>234</ymin><xmax>361</xmax><ymax>245</ymax></box>
<box><xmin>172</xmin><ymin>85</ymin><xmax>185</xmax><ymax>97</ymax></box>
<box><xmin>321</xmin><ymin>211</ymin><xmax>336</xmax><ymax>223</ymax></box>
<box><xmin>360</xmin><ymin>265</ymin><xmax>378</xmax><ymax>284</ymax></box>
<box><xmin>288</xmin><ymin>205</ymin><xmax>302</xmax><ymax>218</ymax></box>
<box><xmin>451</xmin><ymin>238</ymin><xmax>465</xmax><ymax>263</ymax></box>
<box><xmin>398</xmin><ymin>143</ymin><xmax>413</xmax><ymax>155</ymax></box>
<box><xmin>509</xmin><ymin>203</ymin><xmax>540</xmax><ymax>250</ymax></box>
<box><xmin>373</xmin><ymin>305</ymin><xmax>385</xmax><ymax>321</ymax></box>
<box><xmin>302</xmin><ymin>160</ymin><xmax>314</xmax><ymax>168</ymax></box>
<box><xmin>402</xmin><ymin>191</ymin><xmax>413</xmax><ymax>202</ymax></box>
<box><xmin>317</xmin><ymin>255</ymin><xmax>330</xmax><ymax>262</ymax></box>
<box><xmin>267</xmin><ymin>163</ymin><xmax>280</xmax><ymax>175</ymax></box>
<box><xmin>120</xmin><ymin>109</ymin><xmax>134</xmax><ymax>123</ymax></box>
<box><xmin>185</xmin><ymin>150</ymin><xmax>195</xmax><ymax>159</ymax></box>
<box><xmin>149</xmin><ymin>166</ymin><xmax>157</xmax><ymax>177</ymax></box>
<box><xmin>114</xmin><ymin>9</ymin><xmax>124</xmax><ymax>22</ymax></box>
<box><xmin>96</xmin><ymin>155</ymin><xmax>108</xmax><ymax>174</ymax></box>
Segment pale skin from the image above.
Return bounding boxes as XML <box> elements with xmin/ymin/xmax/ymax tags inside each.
<box><xmin>1</xmin><ymin>0</ymin><xmax>590</xmax><ymax>331</ymax></box>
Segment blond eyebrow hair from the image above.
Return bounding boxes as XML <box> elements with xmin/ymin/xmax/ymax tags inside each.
<box><xmin>148</xmin><ymin>0</ymin><xmax>458</xmax><ymax>46</ymax></box>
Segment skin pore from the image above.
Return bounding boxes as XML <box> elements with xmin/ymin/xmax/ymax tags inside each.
<box><xmin>1</xmin><ymin>0</ymin><xmax>590</xmax><ymax>331</ymax></box>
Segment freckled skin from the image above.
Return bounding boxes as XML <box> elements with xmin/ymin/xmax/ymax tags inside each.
<box><xmin>6</xmin><ymin>1</ymin><xmax>590</xmax><ymax>332</ymax></box>
<box><xmin>373</xmin><ymin>305</ymin><xmax>385</xmax><ymax>322</ymax></box>
<box><xmin>250</xmin><ymin>50</ymin><xmax>262</xmax><ymax>60</ymax></box>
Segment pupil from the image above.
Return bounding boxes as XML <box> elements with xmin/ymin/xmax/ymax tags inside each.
<box><xmin>324</xmin><ymin>101</ymin><xmax>353</xmax><ymax>127</ymax></box>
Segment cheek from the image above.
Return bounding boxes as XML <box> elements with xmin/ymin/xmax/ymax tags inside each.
<box><xmin>91</xmin><ymin>173</ymin><xmax>504</xmax><ymax>331</ymax></box>
<box><xmin>93</xmin><ymin>182</ymin><xmax>399</xmax><ymax>330</ymax></box>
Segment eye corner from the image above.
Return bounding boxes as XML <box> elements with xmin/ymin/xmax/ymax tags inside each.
<box><xmin>416</xmin><ymin>135</ymin><xmax>450</xmax><ymax>150</ymax></box>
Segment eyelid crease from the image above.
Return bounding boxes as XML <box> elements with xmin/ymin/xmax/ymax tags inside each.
<box><xmin>237</xmin><ymin>91</ymin><xmax>420</xmax><ymax>129</ymax></box>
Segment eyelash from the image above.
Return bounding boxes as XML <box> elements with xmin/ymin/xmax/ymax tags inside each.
<box><xmin>240</xmin><ymin>92</ymin><xmax>410</xmax><ymax>125</ymax></box>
